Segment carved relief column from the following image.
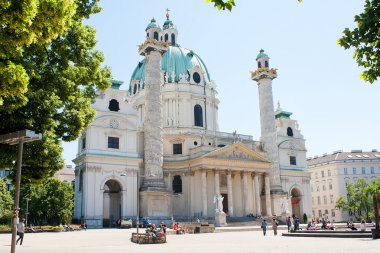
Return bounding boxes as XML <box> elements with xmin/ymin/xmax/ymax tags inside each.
<box><xmin>265</xmin><ymin>174</ymin><xmax>272</xmax><ymax>216</ymax></box>
<box><xmin>254</xmin><ymin>173</ymin><xmax>261</xmax><ymax>216</ymax></box>
<box><xmin>242</xmin><ymin>172</ymin><xmax>249</xmax><ymax>216</ymax></box>
<box><xmin>227</xmin><ymin>171</ymin><xmax>234</xmax><ymax>216</ymax></box>
<box><xmin>201</xmin><ymin>170</ymin><xmax>207</xmax><ymax>217</ymax></box>
<box><xmin>214</xmin><ymin>170</ymin><xmax>220</xmax><ymax>195</ymax></box>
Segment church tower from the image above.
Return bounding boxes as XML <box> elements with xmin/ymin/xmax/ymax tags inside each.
<box><xmin>251</xmin><ymin>50</ymin><xmax>287</xmax><ymax>216</ymax></box>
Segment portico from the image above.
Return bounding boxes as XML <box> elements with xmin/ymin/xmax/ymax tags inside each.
<box><xmin>164</xmin><ymin>142</ymin><xmax>274</xmax><ymax>218</ymax></box>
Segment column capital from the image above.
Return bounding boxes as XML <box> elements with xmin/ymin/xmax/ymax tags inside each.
<box><xmin>138</xmin><ymin>38</ymin><xmax>168</xmax><ymax>56</ymax></box>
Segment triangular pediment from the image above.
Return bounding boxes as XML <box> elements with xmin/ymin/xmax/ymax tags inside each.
<box><xmin>204</xmin><ymin>142</ymin><xmax>270</xmax><ymax>163</ymax></box>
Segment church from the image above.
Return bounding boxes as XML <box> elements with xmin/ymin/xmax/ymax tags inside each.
<box><xmin>73</xmin><ymin>12</ymin><xmax>312</xmax><ymax>228</ymax></box>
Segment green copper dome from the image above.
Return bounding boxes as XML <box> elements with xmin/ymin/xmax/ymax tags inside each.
<box><xmin>256</xmin><ymin>49</ymin><xmax>268</xmax><ymax>60</ymax></box>
<box><xmin>129</xmin><ymin>46</ymin><xmax>211</xmax><ymax>93</ymax></box>
<box><xmin>163</xmin><ymin>19</ymin><xmax>173</xmax><ymax>30</ymax></box>
<box><xmin>146</xmin><ymin>18</ymin><xmax>158</xmax><ymax>31</ymax></box>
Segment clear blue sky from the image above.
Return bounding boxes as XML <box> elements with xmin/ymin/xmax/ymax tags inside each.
<box><xmin>63</xmin><ymin>0</ymin><xmax>380</xmax><ymax>165</ymax></box>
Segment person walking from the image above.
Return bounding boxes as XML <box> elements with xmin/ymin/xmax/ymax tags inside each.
<box><xmin>272</xmin><ymin>217</ymin><xmax>278</xmax><ymax>235</ymax></box>
<box><xmin>287</xmin><ymin>216</ymin><xmax>291</xmax><ymax>232</ymax></box>
<box><xmin>261</xmin><ymin>219</ymin><xmax>268</xmax><ymax>236</ymax></box>
<box><xmin>16</xmin><ymin>218</ymin><xmax>25</xmax><ymax>245</ymax></box>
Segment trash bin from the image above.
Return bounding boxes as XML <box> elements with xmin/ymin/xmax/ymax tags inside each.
<box><xmin>195</xmin><ymin>226</ymin><xmax>200</xmax><ymax>234</ymax></box>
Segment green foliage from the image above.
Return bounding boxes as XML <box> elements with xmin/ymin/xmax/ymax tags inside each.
<box><xmin>206</xmin><ymin>0</ymin><xmax>235</xmax><ymax>11</ymax></box>
<box><xmin>0</xmin><ymin>0</ymin><xmax>77</xmax><ymax>107</ymax></box>
<box><xmin>338</xmin><ymin>0</ymin><xmax>380</xmax><ymax>83</ymax></box>
<box><xmin>336</xmin><ymin>178</ymin><xmax>380</xmax><ymax>222</ymax></box>
<box><xmin>0</xmin><ymin>178</ymin><xmax>13</xmax><ymax>223</ymax></box>
<box><xmin>20</xmin><ymin>178</ymin><xmax>74</xmax><ymax>225</ymax></box>
<box><xmin>0</xmin><ymin>0</ymin><xmax>111</xmax><ymax>182</ymax></box>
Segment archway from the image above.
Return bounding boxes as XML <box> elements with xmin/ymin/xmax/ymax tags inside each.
<box><xmin>103</xmin><ymin>179</ymin><xmax>122</xmax><ymax>227</ymax></box>
<box><xmin>290</xmin><ymin>188</ymin><xmax>302</xmax><ymax>219</ymax></box>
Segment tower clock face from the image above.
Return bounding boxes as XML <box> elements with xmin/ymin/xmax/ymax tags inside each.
<box><xmin>110</xmin><ymin>119</ymin><xmax>119</xmax><ymax>129</ymax></box>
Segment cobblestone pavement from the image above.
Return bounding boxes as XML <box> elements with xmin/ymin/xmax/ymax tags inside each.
<box><xmin>0</xmin><ymin>228</ymin><xmax>379</xmax><ymax>253</ymax></box>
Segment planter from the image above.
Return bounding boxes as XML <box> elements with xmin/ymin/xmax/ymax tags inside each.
<box><xmin>371</xmin><ymin>228</ymin><xmax>380</xmax><ymax>239</ymax></box>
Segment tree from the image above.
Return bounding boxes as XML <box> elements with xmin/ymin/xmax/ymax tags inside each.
<box><xmin>20</xmin><ymin>178</ymin><xmax>74</xmax><ymax>225</ymax></box>
<box><xmin>0</xmin><ymin>0</ymin><xmax>77</xmax><ymax>107</ymax></box>
<box><xmin>336</xmin><ymin>178</ymin><xmax>380</xmax><ymax>222</ymax></box>
<box><xmin>0</xmin><ymin>178</ymin><xmax>13</xmax><ymax>223</ymax></box>
<box><xmin>365</xmin><ymin>177</ymin><xmax>380</xmax><ymax>230</ymax></box>
<box><xmin>0</xmin><ymin>0</ymin><xmax>111</xmax><ymax>183</ymax></box>
<box><xmin>338</xmin><ymin>0</ymin><xmax>380</xmax><ymax>83</ymax></box>
<box><xmin>208</xmin><ymin>0</ymin><xmax>380</xmax><ymax>84</ymax></box>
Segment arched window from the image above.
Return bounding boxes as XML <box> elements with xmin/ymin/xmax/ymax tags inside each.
<box><xmin>171</xmin><ymin>33</ymin><xmax>175</xmax><ymax>45</ymax></box>
<box><xmin>164</xmin><ymin>33</ymin><xmax>168</xmax><ymax>42</ymax></box>
<box><xmin>160</xmin><ymin>36</ymin><xmax>163</xmax><ymax>41</ymax></box>
<box><xmin>154</xmin><ymin>31</ymin><xmax>158</xmax><ymax>40</ymax></box>
<box><xmin>133</xmin><ymin>84</ymin><xmax>137</xmax><ymax>94</ymax></box>
<box><xmin>265</xmin><ymin>61</ymin><xmax>269</xmax><ymax>67</ymax></box>
<box><xmin>194</xmin><ymin>104</ymin><xmax>203</xmax><ymax>127</ymax></box>
<box><xmin>258</xmin><ymin>62</ymin><xmax>262</xmax><ymax>68</ymax></box>
<box><xmin>79</xmin><ymin>170</ymin><xmax>84</xmax><ymax>191</ymax></box>
<box><xmin>109</xmin><ymin>99</ymin><xmax>120</xmax><ymax>112</ymax></box>
<box><xmin>287</xmin><ymin>127</ymin><xmax>293</xmax><ymax>137</ymax></box>
<box><xmin>172</xmin><ymin>175</ymin><xmax>182</xmax><ymax>193</ymax></box>
<box><xmin>146</xmin><ymin>32</ymin><xmax>149</xmax><ymax>38</ymax></box>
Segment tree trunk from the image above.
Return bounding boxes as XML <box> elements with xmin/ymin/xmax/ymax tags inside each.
<box><xmin>374</xmin><ymin>194</ymin><xmax>379</xmax><ymax>230</ymax></box>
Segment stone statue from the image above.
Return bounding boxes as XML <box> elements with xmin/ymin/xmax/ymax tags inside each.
<box><xmin>164</xmin><ymin>72</ymin><xmax>169</xmax><ymax>83</ymax></box>
<box><xmin>213</xmin><ymin>194</ymin><xmax>224</xmax><ymax>213</ymax></box>
<box><xmin>171</xmin><ymin>71</ymin><xmax>175</xmax><ymax>83</ymax></box>
<box><xmin>280</xmin><ymin>198</ymin><xmax>290</xmax><ymax>214</ymax></box>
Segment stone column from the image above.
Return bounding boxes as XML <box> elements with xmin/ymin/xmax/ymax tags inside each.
<box><xmin>167</xmin><ymin>173</ymin><xmax>172</xmax><ymax>192</ymax></box>
<box><xmin>254</xmin><ymin>173</ymin><xmax>261</xmax><ymax>216</ymax></box>
<box><xmin>201</xmin><ymin>170</ymin><xmax>207</xmax><ymax>217</ymax></box>
<box><xmin>265</xmin><ymin>174</ymin><xmax>272</xmax><ymax>216</ymax></box>
<box><xmin>227</xmin><ymin>171</ymin><xmax>234</xmax><ymax>216</ymax></box>
<box><xmin>251</xmin><ymin>57</ymin><xmax>283</xmax><ymax>194</ymax></box>
<box><xmin>138</xmin><ymin>39</ymin><xmax>172</xmax><ymax>218</ymax></box>
<box><xmin>214</xmin><ymin>170</ymin><xmax>220</xmax><ymax>195</ymax></box>
<box><xmin>242</xmin><ymin>172</ymin><xmax>249</xmax><ymax>216</ymax></box>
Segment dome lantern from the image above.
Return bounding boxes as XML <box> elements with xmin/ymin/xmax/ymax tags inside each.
<box><xmin>256</xmin><ymin>49</ymin><xmax>269</xmax><ymax>69</ymax></box>
<box><xmin>162</xmin><ymin>9</ymin><xmax>178</xmax><ymax>46</ymax></box>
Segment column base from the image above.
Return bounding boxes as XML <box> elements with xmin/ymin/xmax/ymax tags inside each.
<box><xmin>214</xmin><ymin>212</ymin><xmax>227</xmax><ymax>227</ymax></box>
<box><xmin>139</xmin><ymin>190</ymin><xmax>172</xmax><ymax>217</ymax></box>
<box><xmin>271</xmin><ymin>193</ymin><xmax>288</xmax><ymax>217</ymax></box>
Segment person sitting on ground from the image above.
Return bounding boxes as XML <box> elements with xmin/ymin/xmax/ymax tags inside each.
<box><xmin>350</xmin><ymin>223</ymin><xmax>358</xmax><ymax>230</ymax></box>
<box><xmin>160</xmin><ymin>222</ymin><xmax>167</xmax><ymax>234</ymax></box>
<box><xmin>174</xmin><ymin>223</ymin><xmax>185</xmax><ymax>234</ymax></box>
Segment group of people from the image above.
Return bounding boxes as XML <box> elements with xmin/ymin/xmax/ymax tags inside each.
<box><xmin>286</xmin><ymin>216</ymin><xmax>301</xmax><ymax>231</ymax></box>
<box><xmin>172</xmin><ymin>222</ymin><xmax>185</xmax><ymax>234</ymax></box>
<box><xmin>347</xmin><ymin>220</ymin><xmax>366</xmax><ymax>231</ymax></box>
<box><xmin>260</xmin><ymin>217</ymin><xmax>279</xmax><ymax>236</ymax></box>
<box><xmin>145</xmin><ymin>222</ymin><xmax>167</xmax><ymax>237</ymax></box>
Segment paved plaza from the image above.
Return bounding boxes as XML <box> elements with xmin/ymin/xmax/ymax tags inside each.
<box><xmin>0</xmin><ymin>228</ymin><xmax>379</xmax><ymax>253</ymax></box>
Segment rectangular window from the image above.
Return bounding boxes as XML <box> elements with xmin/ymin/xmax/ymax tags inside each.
<box><xmin>329</xmin><ymin>182</ymin><xmax>332</xmax><ymax>190</ymax></box>
<box><xmin>322</xmin><ymin>185</ymin><xmax>326</xmax><ymax>191</ymax></box>
<box><xmin>173</xmin><ymin>143</ymin><xmax>183</xmax><ymax>155</ymax></box>
<box><xmin>290</xmin><ymin>156</ymin><xmax>297</xmax><ymax>165</ymax></box>
<box><xmin>328</xmin><ymin>170</ymin><xmax>331</xmax><ymax>177</ymax></box>
<box><xmin>82</xmin><ymin>137</ymin><xmax>86</xmax><ymax>150</ymax></box>
<box><xmin>317</xmin><ymin>196</ymin><xmax>321</xmax><ymax>205</ymax></box>
<box><xmin>108</xmin><ymin>137</ymin><xmax>119</xmax><ymax>149</ymax></box>
<box><xmin>321</xmin><ymin>171</ymin><xmax>325</xmax><ymax>178</ymax></box>
<box><xmin>353</xmin><ymin>168</ymin><xmax>356</xmax><ymax>174</ymax></box>
<box><xmin>330</xmin><ymin>195</ymin><xmax>334</xmax><ymax>204</ymax></box>
<box><xmin>331</xmin><ymin>209</ymin><xmax>336</xmax><ymax>217</ymax></box>
<box><xmin>316</xmin><ymin>185</ymin><xmax>320</xmax><ymax>192</ymax></box>
<box><xmin>323</xmin><ymin>196</ymin><xmax>327</xmax><ymax>204</ymax></box>
<box><xmin>371</xmin><ymin>167</ymin><xmax>375</xmax><ymax>174</ymax></box>
<box><xmin>344</xmin><ymin>168</ymin><xmax>348</xmax><ymax>175</ymax></box>
<box><xmin>362</xmin><ymin>167</ymin><xmax>366</xmax><ymax>174</ymax></box>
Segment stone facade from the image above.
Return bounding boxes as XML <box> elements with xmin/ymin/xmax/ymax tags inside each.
<box><xmin>73</xmin><ymin>15</ymin><xmax>312</xmax><ymax>227</ymax></box>
<box><xmin>307</xmin><ymin>150</ymin><xmax>380</xmax><ymax>222</ymax></box>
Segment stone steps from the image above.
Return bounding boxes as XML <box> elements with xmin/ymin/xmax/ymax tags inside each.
<box><xmin>282</xmin><ymin>232</ymin><xmax>372</xmax><ymax>238</ymax></box>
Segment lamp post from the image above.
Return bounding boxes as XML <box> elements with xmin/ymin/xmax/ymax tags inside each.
<box><xmin>0</xmin><ymin>130</ymin><xmax>42</xmax><ymax>253</ymax></box>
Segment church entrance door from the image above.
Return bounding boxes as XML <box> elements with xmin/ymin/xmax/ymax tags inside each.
<box><xmin>222</xmin><ymin>193</ymin><xmax>228</xmax><ymax>214</ymax></box>
<box><xmin>291</xmin><ymin>188</ymin><xmax>301</xmax><ymax>218</ymax></box>
<box><xmin>103</xmin><ymin>179</ymin><xmax>122</xmax><ymax>227</ymax></box>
